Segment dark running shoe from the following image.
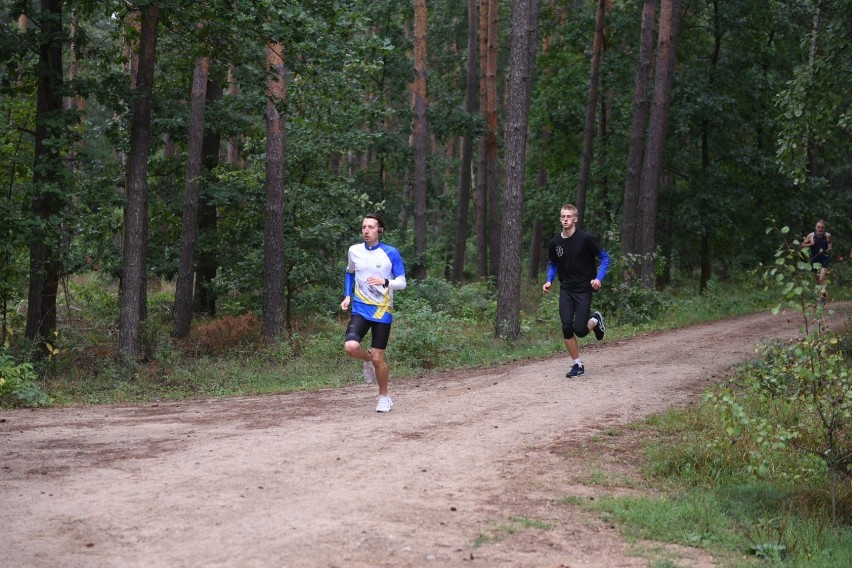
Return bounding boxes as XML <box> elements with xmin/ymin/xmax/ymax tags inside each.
<box><xmin>566</xmin><ymin>363</ymin><xmax>585</xmax><ymax>378</ymax></box>
<box><xmin>592</xmin><ymin>311</ymin><xmax>605</xmax><ymax>341</ymax></box>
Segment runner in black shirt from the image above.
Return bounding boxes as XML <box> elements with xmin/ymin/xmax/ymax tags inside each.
<box><xmin>542</xmin><ymin>204</ymin><xmax>610</xmax><ymax>378</ymax></box>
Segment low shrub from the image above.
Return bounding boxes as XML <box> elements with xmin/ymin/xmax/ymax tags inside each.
<box><xmin>0</xmin><ymin>351</ymin><xmax>51</xmax><ymax>407</ymax></box>
<box><xmin>179</xmin><ymin>312</ymin><xmax>262</xmax><ymax>355</ymax></box>
<box><xmin>392</xmin><ymin>298</ymin><xmax>452</xmax><ymax>368</ymax></box>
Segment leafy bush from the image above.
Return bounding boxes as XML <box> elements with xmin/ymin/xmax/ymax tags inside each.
<box><xmin>402</xmin><ymin>276</ymin><xmax>456</xmax><ymax>311</ymax></box>
<box><xmin>583</xmin><ymin>250</ymin><xmax>673</xmax><ymax>326</ymax></box>
<box><xmin>451</xmin><ymin>281</ymin><xmax>497</xmax><ymax>321</ymax></box>
<box><xmin>398</xmin><ymin>278</ymin><xmax>496</xmax><ymax>321</ymax></box>
<box><xmin>708</xmin><ymin>335</ymin><xmax>851</xmax><ymax>482</ymax></box>
<box><xmin>391</xmin><ymin>298</ymin><xmax>452</xmax><ymax>368</ymax></box>
<box><xmin>596</xmin><ymin>281</ymin><xmax>672</xmax><ymax>326</ymax></box>
<box><xmin>65</xmin><ymin>273</ymin><xmax>120</xmax><ymax>328</ymax></box>
<box><xmin>0</xmin><ymin>351</ymin><xmax>51</xmax><ymax>407</ymax></box>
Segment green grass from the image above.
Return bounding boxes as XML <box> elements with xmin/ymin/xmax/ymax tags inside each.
<box><xmin>566</xmin><ymin>330</ymin><xmax>852</xmax><ymax>568</ymax></box>
<box><xmin>473</xmin><ymin>515</ymin><xmax>555</xmax><ymax>548</ymax></box>
<box><xmin>585</xmin><ymin>487</ymin><xmax>851</xmax><ymax>567</ymax></box>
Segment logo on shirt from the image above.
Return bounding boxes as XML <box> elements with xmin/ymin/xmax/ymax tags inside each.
<box><xmin>556</xmin><ymin>246</ymin><xmax>564</xmax><ymax>258</ymax></box>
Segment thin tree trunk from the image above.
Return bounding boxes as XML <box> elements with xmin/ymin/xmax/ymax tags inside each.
<box><xmin>24</xmin><ymin>0</ymin><xmax>64</xmax><ymax>355</ymax></box>
<box><xmin>475</xmin><ymin>0</ymin><xmax>489</xmax><ymax>279</ymax></box>
<box><xmin>699</xmin><ymin>0</ymin><xmax>721</xmax><ymax>294</ymax></box>
<box><xmin>451</xmin><ymin>0</ymin><xmax>478</xmax><ymax>283</ymax></box>
<box><xmin>226</xmin><ymin>66</ymin><xmax>242</xmax><ymax>167</ymax></box>
<box><xmin>657</xmin><ymin>195</ymin><xmax>673</xmax><ymax>288</ymax></box>
<box><xmin>118</xmin><ymin>4</ymin><xmax>159</xmax><ymax>363</ymax></box>
<box><xmin>528</xmin><ymin>167</ymin><xmax>548</xmax><ymax>279</ymax></box>
<box><xmin>65</xmin><ymin>13</ymin><xmax>82</xmax><ymax>113</ymax></box>
<box><xmin>412</xmin><ymin>0</ymin><xmax>429</xmax><ymax>281</ymax></box>
<box><xmin>805</xmin><ymin>0</ymin><xmax>821</xmax><ymax>176</ymax></box>
<box><xmin>485</xmin><ymin>0</ymin><xmax>500</xmax><ymax>280</ymax></box>
<box><xmin>621</xmin><ymin>0</ymin><xmax>657</xmax><ymax>258</ymax></box>
<box><xmin>173</xmin><ymin>55</ymin><xmax>209</xmax><ymax>338</ymax></box>
<box><xmin>193</xmin><ymin>78</ymin><xmax>222</xmax><ymax>317</ymax></box>
<box><xmin>496</xmin><ymin>0</ymin><xmax>541</xmax><ymax>339</ymax></box>
<box><xmin>261</xmin><ymin>42</ymin><xmax>286</xmax><ymax>340</ymax></box>
<box><xmin>636</xmin><ymin>0</ymin><xmax>681</xmax><ymax>287</ymax></box>
<box><xmin>163</xmin><ymin>134</ymin><xmax>176</xmax><ymax>158</ymax></box>
<box><xmin>575</xmin><ymin>0</ymin><xmax>606</xmax><ymax>227</ymax></box>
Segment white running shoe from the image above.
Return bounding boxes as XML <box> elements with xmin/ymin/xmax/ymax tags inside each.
<box><xmin>376</xmin><ymin>395</ymin><xmax>394</xmax><ymax>413</ymax></box>
<box><xmin>363</xmin><ymin>361</ymin><xmax>377</xmax><ymax>384</ymax></box>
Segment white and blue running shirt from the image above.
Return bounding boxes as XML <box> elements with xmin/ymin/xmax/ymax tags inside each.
<box><xmin>344</xmin><ymin>242</ymin><xmax>407</xmax><ymax>323</ymax></box>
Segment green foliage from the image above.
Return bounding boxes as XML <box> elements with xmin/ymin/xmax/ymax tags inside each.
<box><xmin>398</xmin><ymin>277</ymin><xmax>496</xmax><ymax>322</ymax></box>
<box><xmin>707</xmin><ymin>335</ymin><xmax>851</xmax><ymax>482</ymax></box>
<box><xmin>763</xmin><ymin>222</ymin><xmax>827</xmax><ymax>330</ymax></box>
<box><xmin>601</xmin><ymin>368</ymin><xmax>852</xmax><ymax>564</ymax></box>
<box><xmin>694</xmin><ymin>222</ymin><xmax>852</xmax><ymax>525</ymax></box>
<box><xmin>0</xmin><ymin>350</ymin><xmax>50</xmax><ymax>407</ymax></box>
<box><xmin>587</xmin><ymin>487</ymin><xmax>852</xmax><ymax>566</ymax></box>
<box><xmin>586</xmin><ymin>221</ymin><xmax>851</xmax><ymax>566</ymax></box>
<box><xmin>390</xmin><ymin>298</ymin><xmax>451</xmax><ymax>369</ymax></box>
<box><xmin>774</xmin><ymin>0</ymin><xmax>852</xmax><ymax>186</ymax></box>
<box><xmin>595</xmin><ymin>253</ymin><xmax>673</xmax><ymax>326</ymax></box>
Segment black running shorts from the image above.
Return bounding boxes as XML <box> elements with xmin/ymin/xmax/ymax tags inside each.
<box><xmin>344</xmin><ymin>315</ymin><xmax>392</xmax><ymax>350</ymax></box>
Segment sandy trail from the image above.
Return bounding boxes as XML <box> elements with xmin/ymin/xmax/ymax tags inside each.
<box><xmin>2</xmin><ymin>305</ymin><xmax>847</xmax><ymax>567</ymax></box>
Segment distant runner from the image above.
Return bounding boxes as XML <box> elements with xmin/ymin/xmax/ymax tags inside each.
<box><xmin>801</xmin><ymin>219</ymin><xmax>832</xmax><ymax>304</ymax></box>
<box><xmin>340</xmin><ymin>213</ymin><xmax>407</xmax><ymax>412</ymax></box>
<box><xmin>542</xmin><ymin>203</ymin><xmax>609</xmax><ymax>378</ymax></box>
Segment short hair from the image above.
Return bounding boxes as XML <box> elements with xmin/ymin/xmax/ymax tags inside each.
<box><xmin>365</xmin><ymin>212</ymin><xmax>385</xmax><ymax>231</ymax></box>
<box><xmin>560</xmin><ymin>204</ymin><xmax>577</xmax><ymax>215</ymax></box>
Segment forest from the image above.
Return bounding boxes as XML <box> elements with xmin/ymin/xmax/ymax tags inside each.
<box><xmin>1</xmin><ymin>0</ymin><xmax>850</xmax><ymax>370</ymax></box>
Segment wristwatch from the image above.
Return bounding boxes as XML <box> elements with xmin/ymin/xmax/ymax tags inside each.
<box><xmin>384</xmin><ymin>279</ymin><xmax>389</xmax><ymax>287</ymax></box>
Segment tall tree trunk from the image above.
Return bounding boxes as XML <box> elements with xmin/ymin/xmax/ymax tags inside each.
<box><xmin>226</xmin><ymin>66</ymin><xmax>242</xmax><ymax>167</ymax></box>
<box><xmin>172</xmin><ymin>55</ymin><xmax>209</xmax><ymax>338</ymax></box>
<box><xmin>411</xmin><ymin>0</ymin><xmax>429</xmax><ymax>280</ymax></box>
<box><xmin>193</xmin><ymin>78</ymin><xmax>222</xmax><ymax>317</ymax></box>
<box><xmin>262</xmin><ymin>42</ymin><xmax>286</xmax><ymax>340</ymax></box>
<box><xmin>575</xmin><ymin>0</ymin><xmax>606</xmax><ymax>227</ymax></box>
<box><xmin>25</xmin><ymin>0</ymin><xmax>65</xmax><ymax>354</ymax></box>
<box><xmin>699</xmin><ymin>0</ymin><xmax>721</xmax><ymax>294</ymax></box>
<box><xmin>805</xmin><ymin>0</ymin><xmax>821</xmax><ymax>177</ymax></box>
<box><xmin>475</xmin><ymin>0</ymin><xmax>489</xmax><ymax>279</ymax></box>
<box><xmin>620</xmin><ymin>0</ymin><xmax>657</xmax><ymax>258</ymax></box>
<box><xmin>496</xmin><ymin>0</ymin><xmax>541</xmax><ymax>339</ymax></box>
<box><xmin>636</xmin><ymin>0</ymin><xmax>681</xmax><ymax>287</ymax></box>
<box><xmin>485</xmin><ymin>0</ymin><xmax>500</xmax><ymax>280</ymax></box>
<box><xmin>66</xmin><ymin>13</ymin><xmax>84</xmax><ymax>114</ymax></box>
<box><xmin>451</xmin><ymin>0</ymin><xmax>478</xmax><ymax>283</ymax></box>
<box><xmin>657</xmin><ymin>196</ymin><xmax>673</xmax><ymax>288</ymax></box>
<box><xmin>118</xmin><ymin>4</ymin><xmax>159</xmax><ymax>363</ymax></box>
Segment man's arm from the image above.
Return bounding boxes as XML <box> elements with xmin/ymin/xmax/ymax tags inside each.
<box><xmin>542</xmin><ymin>262</ymin><xmax>557</xmax><ymax>293</ymax></box>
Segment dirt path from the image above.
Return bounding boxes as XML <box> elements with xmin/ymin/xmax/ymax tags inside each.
<box><xmin>3</xmin><ymin>305</ymin><xmax>849</xmax><ymax>568</ymax></box>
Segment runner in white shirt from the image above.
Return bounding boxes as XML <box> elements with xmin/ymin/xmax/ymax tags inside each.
<box><xmin>340</xmin><ymin>213</ymin><xmax>407</xmax><ymax>412</ymax></box>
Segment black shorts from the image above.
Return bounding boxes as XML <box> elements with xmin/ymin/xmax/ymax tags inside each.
<box><xmin>558</xmin><ymin>286</ymin><xmax>592</xmax><ymax>340</ymax></box>
<box><xmin>344</xmin><ymin>315</ymin><xmax>392</xmax><ymax>350</ymax></box>
<box><xmin>810</xmin><ymin>255</ymin><xmax>830</xmax><ymax>270</ymax></box>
